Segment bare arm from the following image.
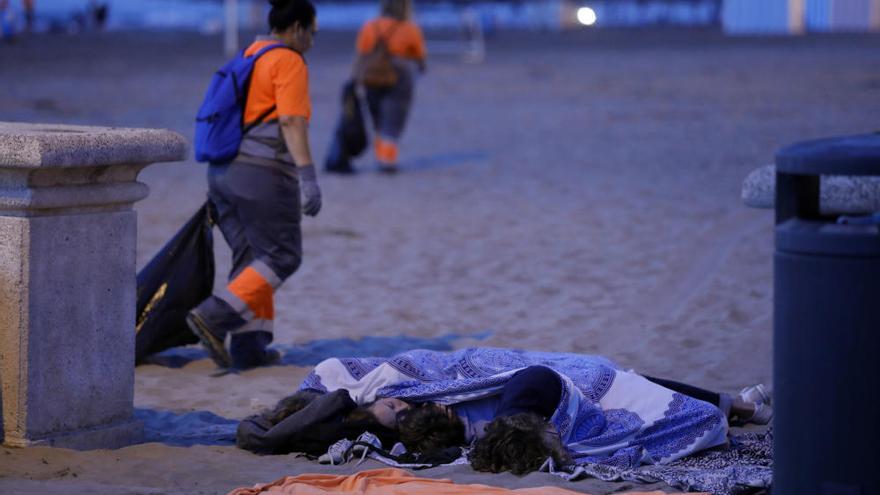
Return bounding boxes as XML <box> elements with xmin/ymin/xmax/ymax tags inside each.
<box><xmin>279</xmin><ymin>115</ymin><xmax>313</xmax><ymax>167</ymax></box>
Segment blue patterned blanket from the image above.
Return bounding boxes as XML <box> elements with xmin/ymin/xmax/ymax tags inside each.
<box><xmin>300</xmin><ymin>347</ymin><xmax>728</xmax><ymax>469</ymax></box>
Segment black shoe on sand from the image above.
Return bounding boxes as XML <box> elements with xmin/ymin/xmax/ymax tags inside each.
<box><xmin>262</xmin><ymin>348</ymin><xmax>282</xmax><ymax>366</ymax></box>
<box><xmin>233</xmin><ymin>348</ymin><xmax>281</xmax><ymax>370</ymax></box>
<box><xmin>186</xmin><ymin>311</ymin><xmax>232</xmax><ymax>369</ymax></box>
<box><xmin>325</xmin><ymin>163</ymin><xmax>356</xmax><ymax>175</ymax></box>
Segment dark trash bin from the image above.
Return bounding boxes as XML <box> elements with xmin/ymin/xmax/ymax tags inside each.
<box><xmin>774</xmin><ymin>133</ymin><xmax>880</xmax><ymax>495</ymax></box>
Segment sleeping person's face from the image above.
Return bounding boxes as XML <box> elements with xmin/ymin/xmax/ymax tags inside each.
<box><xmin>368</xmin><ymin>398</ymin><xmax>412</xmax><ymax>429</ymax></box>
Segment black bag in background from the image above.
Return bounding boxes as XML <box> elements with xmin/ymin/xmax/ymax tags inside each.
<box><xmin>340</xmin><ymin>80</ymin><xmax>368</xmax><ymax>157</ymax></box>
<box><xmin>135</xmin><ymin>202</ymin><xmax>215</xmax><ymax>364</ymax></box>
<box><xmin>325</xmin><ymin>80</ymin><xmax>368</xmax><ymax>173</ymax></box>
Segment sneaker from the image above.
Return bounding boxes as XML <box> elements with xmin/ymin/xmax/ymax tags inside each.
<box><xmin>739</xmin><ymin>384</ymin><xmax>772</xmax><ymax>406</ymax></box>
<box><xmin>378</xmin><ymin>163</ymin><xmax>398</xmax><ymax>175</ymax></box>
<box><xmin>325</xmin><ymin>163</ymin><xmax>356</xmax><ymax>175</ymax></box>
<box><xmin>186</xmin><ymin>311</ymin><xmax>232</xmax><ymax>369</ymax></box>
<box><xmin>318</xmin><ymin>438</ymin><xmax>353</xmax><ymax>465</ymax></box>
<box><xmin>233</xmin><ymin>348</ymin><xmax>281</xmax><ymax>370</ymax></box>
<box><xmin>350</xmin><ymin>431</ymin><xmax>382</xmax><ymax>464</ymax></box>
<box><xmin>263</xmin><ymin>348</ymin><xmax>282</xmax><ymax>365</ymax></box>
<box><xmin>746</xmin><ymin>402</ymin><xmax>773</xmax><ymax>425</ymax></box>
<box><xmin>730</xmin><ymin>402</ymin><xmax>774</xmax><ymax>426</ymax></box>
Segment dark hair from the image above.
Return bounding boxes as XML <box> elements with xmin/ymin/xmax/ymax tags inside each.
<box><xmin>343</xmin><ymin>405</ymin><xmax>381</xmax><ymax>424</ymax></box>
<box><xmin>398</xmin><ymin>403</ymin><xmax>466</xmax><ymax>453</ymax></box>
<box><xmin>259</xmin><ymin>395</ymin><xmax>400</xmax><ymax>456</ymax></box>
<box><xmin>264</xmin><ymin>392</ymin><xmax>399</xmax><ymax>445</ymax></box>
<box><xmin>265</xmin><ymin>390</ymin><xmax>321</xmax><ymax>425</ymax></box>
<box><xmin>380</xmin><ymin>0</ymin><xmax>411</xmax><ymax>20</ymax></box>
<box><xmin>469</xmin><ymin>412</ymin><xmax>571</xmax><ymax>475</ymax></box>
<box><xmin>268</xmin><ymin>0</ymin><xmax>316</xmax><ymax>32</ymax></box>
<box><xmin>342</xmin><ymin>403</ymin><xmax>402</xmax><ymax>448</ymax></box>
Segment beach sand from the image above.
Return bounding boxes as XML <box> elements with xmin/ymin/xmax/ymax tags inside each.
<box><xmin>1</xmin><ymin>27</ymin><xmax>878</xmax><ymax>494</ymax></box>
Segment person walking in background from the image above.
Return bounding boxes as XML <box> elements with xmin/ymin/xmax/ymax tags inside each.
<box><xmin>351</xmin><ymin>0</ymin><xmax>426</xmax><ymax>174</ymax></box>
<box><xmin>22</xmin><ymin>0</ymin><xmax>32</xmax><ymax>31</ymax></box>
<box><xmin>0</xmin><ymin>0</ymin><xmax>12</xmax><ymax>42</ymax></box>
<box><xmin>89</xmin><ymin>0</ymin><xmax>109</xmax><ymax>30</ymax></box>
<box><xmin>187</xmin><ymin>0</ymin><xmax>322</xmax><ymax>371</ymax></box>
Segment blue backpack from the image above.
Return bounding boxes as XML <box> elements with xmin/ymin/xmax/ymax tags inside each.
<box><xmin>194</xmin><ymin>43</ymin><xmax>292</xmax><ymax>163</ymax></box>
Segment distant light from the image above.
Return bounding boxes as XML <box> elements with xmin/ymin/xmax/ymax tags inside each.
<box><xmin>577</xmin><ymin>7</ymin><xmax>597</xmax><ymax>26</ymax></box>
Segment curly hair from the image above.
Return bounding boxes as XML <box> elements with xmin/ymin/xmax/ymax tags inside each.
<box><xmin>469</xmin><ymin>412</ymin><xmax>571</xmax><ymax>475</ymax></box>
<box><xmin>398</xmin><ymin>403</ymin><xmax>466</xmax><ymax>453</ymax></box>
<box><xmin>341</xmin><ymin>404</ymin><xmax>402</xmax><ymax>448</ymax></box>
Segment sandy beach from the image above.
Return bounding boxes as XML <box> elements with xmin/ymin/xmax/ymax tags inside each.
<box><xmin>1</xmin><ymin>27</ymin><xmax>879</xmax><ymax>493</ymax></box>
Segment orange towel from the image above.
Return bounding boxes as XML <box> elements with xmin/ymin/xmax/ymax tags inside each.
<box><xmin>227</xmin><ymin>467</ymin><xmax>706</xmax><ymax>495</ymax></box>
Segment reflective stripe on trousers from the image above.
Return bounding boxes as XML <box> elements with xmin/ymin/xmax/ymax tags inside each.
<box><xmin>215</xmin><ymin>259</ymin><xmax>283</xmax><ymax>330</ymax></box>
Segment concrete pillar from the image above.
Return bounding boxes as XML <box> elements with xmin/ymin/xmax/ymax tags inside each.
<box><xmin>0</xmin><ymin>122</ymin><xmax>187</xmax><ymax>449</ymax></box>
<box><xmin>723</xmin><ymin>0</ymin><xmax>805</xmax><ymax>34</ymax></box>
<box><xmin>872</xmin><ymin>0</ymin><xmax>880</xmax><ymax>30</ymax></box>
<box><xmin>806</xmin><ymin>0</ymin><xmax>880</xmax><ymax>31</ymax></box>
<box><xmin>224</xmin><ymin>0</ymin><xmax>238</xmax><ymax>57</ymax></box>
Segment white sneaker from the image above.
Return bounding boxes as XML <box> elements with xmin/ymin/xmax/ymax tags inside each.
<box><xmin>350</xmin><ymin>432</ymin><xmax>382</xmax><ymax>460</ymax></box>
<box><xmin>747</xmin><ymin>402</ymin><xmax>773</xmax><ymax>425</ymax></box>
<box><xmin>739</xmin><ymin>383</ymin><xmax>772</xmax><ymax>406</ymax></box>
<box><xmin>318</xmin><ymin>438</ymin><xmax>353</xmax><ymax>465</ymax></box>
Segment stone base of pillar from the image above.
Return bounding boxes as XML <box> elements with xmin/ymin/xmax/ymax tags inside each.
<box><xmin>2</xmin><ymin>418</ymin><xmax>144</xmax><ymax>450</ymax></box>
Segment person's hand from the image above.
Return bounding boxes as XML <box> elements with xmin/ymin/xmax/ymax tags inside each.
<box><xmin>298</xmin><ymin>164</ymin><xmax>322</xmax><ymax>216</ymax></box>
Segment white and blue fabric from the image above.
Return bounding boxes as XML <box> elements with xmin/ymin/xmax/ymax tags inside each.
<box><xmin>298</xmin><ymin>347</ymin><xmax>728</xmax><ymax>469</ymax></box>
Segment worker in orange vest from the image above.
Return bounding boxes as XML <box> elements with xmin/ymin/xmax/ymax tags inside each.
<box><xmin>351</xmin><ymin>0</ymin><xmax>427</xmax><ymax>173</ymax></box>
<box><xmin>187</xmin><ymin>0</ymin><xmax>321</xmax><ymax>370</ymax></box>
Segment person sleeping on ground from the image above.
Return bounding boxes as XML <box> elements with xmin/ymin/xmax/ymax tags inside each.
<box><xmin>237</xmin><ymin>348</ymin><xmax>771</xmax><ymax>474</ymax></box>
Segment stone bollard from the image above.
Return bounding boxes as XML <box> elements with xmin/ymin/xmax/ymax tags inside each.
<box><xmin>0</xmin><ymin>122</ymin><xmax>187</xmax><ymax>449</ymax></box>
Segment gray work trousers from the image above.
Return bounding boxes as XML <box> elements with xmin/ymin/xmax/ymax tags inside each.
<box><xmin>195</xmin><ymin>161</ymin><xmax>302</xmax><ymax>367</ymax></box>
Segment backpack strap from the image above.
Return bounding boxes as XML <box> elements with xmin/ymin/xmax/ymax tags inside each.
<box><xmin>243</xmin><ymin>105</ymin><xmax>278</xmax><ymax>134</ymax></box>
<box><xmin>242</xmin><ymin>42</ymin><xmax>303</xmax><ymax>133</ymax></box>
<box><xmin>251</xmin><ymin>42</ymin><xmax>293</xmax><ymax>60</ymax></box>
<box><xmin>374</xmin><ymin>19</ymin><xmax>402</xmax><ymax>50</ymax></box>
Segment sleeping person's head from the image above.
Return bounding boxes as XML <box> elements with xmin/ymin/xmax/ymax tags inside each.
<box><xmin>335</xmin><ymin>397</ymin><xmax>467</xmax><ymax>454</ymax></box>
<box><xmin>355</xmin><ymin>399</ymin><xmax>468</xmax><ymax>453</ymax></box>
<box><xmin>396</xmin><ymin>402</ymin><xmax>466</xmax><ymax>453</ymax></box>
<box><xmin>469</xmin><ymin>412</ymin><xmax>571</xmax><ymax>475</ymax></box>
<box><xmin>360</xmin><ymin>398</ymin><xmax>412</xmax><ymax>429</ymax></box>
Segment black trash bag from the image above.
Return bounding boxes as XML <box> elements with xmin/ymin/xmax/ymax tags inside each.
<box><xmin>135</xmin><ymin>202</ymin><xmax>215</xmax><ymax>364</ymax></box>
<box><xmin>339</xmin><ymin>80</ymin><xmax>368</xmax><ymax>157</ymax></box>
<box><xmin>325</xmin><ymin>80</ymin><xmax>367</xmax><ymax>173</ymax></box>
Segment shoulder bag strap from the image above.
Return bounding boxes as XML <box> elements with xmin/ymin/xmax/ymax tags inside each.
<box><xmin>375</xmin><ymin>19</ymin><xmax>402</xmax><ymax>49</ymax></box>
